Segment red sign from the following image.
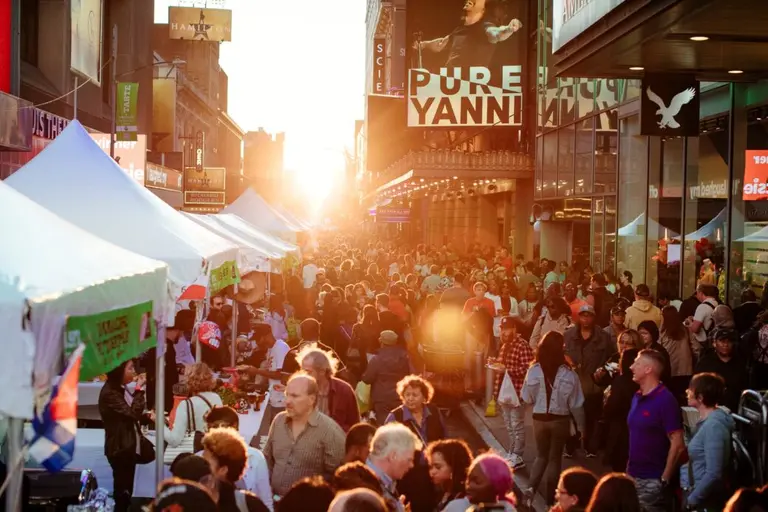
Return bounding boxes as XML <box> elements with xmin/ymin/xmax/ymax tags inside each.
<box><xmin>0</xmin><ymin>0</ymin><xmax>10</xmax><ymax>93</ymax></box>
<box><xmin>743</xmin><ymin>150</ymin><xmax>768</xmax><ymax>200</ymax></box>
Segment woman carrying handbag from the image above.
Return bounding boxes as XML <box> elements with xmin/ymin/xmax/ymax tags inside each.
<box><xmin>163</xmin><ymin>363</ymin><xmax>222</xmax><ymax>463</ymax></box>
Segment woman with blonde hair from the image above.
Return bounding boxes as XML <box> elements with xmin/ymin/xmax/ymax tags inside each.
<box><xmin>165</xmin><ymin>362</ymin><xmax>222</xmax><ymax>451</ymax></box>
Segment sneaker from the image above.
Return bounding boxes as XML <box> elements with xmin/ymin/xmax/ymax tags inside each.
<box><xmin>511</xmin><ymin>456</ymin><xmax>526</xmax><ymax>470</ymax></box>
<box><xmin>502</xmin><ymin>452</ymin><xmax>516</xmax><ymax>464</ymax></box>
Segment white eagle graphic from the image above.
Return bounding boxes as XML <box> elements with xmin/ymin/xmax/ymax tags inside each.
<box><xmin>646</xmin><ymin>86</ymin><xmax>696</xmax><ymax>129</ymax></box>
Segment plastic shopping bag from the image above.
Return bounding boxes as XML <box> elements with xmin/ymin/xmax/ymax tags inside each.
<box><xmin>355</xmin><ymin>381</ymin><xmax>371</xmax><ymax>414</ymax></box>
<box><xmin>497</xmin><ymin>371</ymin><xmax>520</xmax><ymax>407</ymax></box>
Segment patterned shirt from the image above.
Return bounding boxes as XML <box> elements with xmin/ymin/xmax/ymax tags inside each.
<box><xmin>263</xmin><ymin>409</ymin><xmax>345</xmax><ymax>496</ymax></box>
<box><xmin>494</xmin><ymin>335</ymin><xmax>534</xmax><ymax>399</ymax></box>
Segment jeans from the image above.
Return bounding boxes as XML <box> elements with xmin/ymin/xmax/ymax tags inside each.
<box><xmin>529</xmin><ymin>418</ymin><xmax>570</xmax><ymax>505</ymax></box>
<box><xmin>635</xmin><ymin>477</ymin><xmax>670</xmax><ymax>512</ymax></box>
<box><xmin>500</xmin><ymin>403</ymin><xmax>527</xmax><ymax>457</ymax></box>
<box><xmin>109</xmin><ymin>454</ymin><xmax>136</xmax><ymax>512</ymax></box>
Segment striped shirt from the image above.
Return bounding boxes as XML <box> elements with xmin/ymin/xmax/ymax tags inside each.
<box><xmin>263</xmin><ymin>409</ymin><xmax>345</xmax><ymax>496</ymax></box>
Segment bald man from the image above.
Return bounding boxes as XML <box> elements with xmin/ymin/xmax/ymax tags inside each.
<box><xmin>329</xmin><ymin>489</ymin><xmax>387</xmax><ymax>512</ymax></box>
<box><xmin>262</xmin><ymin>373</ymin><xmax>346</xmax><ymax>497</ymax></box>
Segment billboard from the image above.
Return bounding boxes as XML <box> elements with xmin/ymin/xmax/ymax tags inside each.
<box><xmin>184</xmin><ymin>167</ymin><xmax>226</xmax><ymax>206</ymax></box>
<box><xmin>552</xmin><ymin>0</ymin><xmax>627</xmax><ymax>52</ymax></box>
<box><xmin>406</xmin><ymin>0</ymin><xmax>525</xmax><ymax>127</ymax></box>
<box><xmin>168</xmin><ymin>7</ymin><xmax>232</xmax><ymax>42</ymax></box>
<box><xmin>744</xmin><ymin>150</ymin><xmax>768</xmax><ymax>201</ymax></box>
<box><xmin>70</xmin><ymin>0</ymin><xmax>103</xmax><ymax>84</ymax></box>
<box><xmin>90</xmin><ymin>134</ymin><xmax>147</xmax><ymax>185</ymax></box>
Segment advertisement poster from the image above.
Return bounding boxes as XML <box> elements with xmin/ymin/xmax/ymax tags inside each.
<box><xmin>184</xmin><ymin>167</ymin><xmax>226</xmax><ymax>206</ymax></box>
<box><xmin>70</xmin><ymin>0</ymin><xmax>103</xmax><ymax>84</ymax></box>
<box><xmin>65</xmin><ymin>301</ymin><xmax>156</xmax><ymax>381</ymax></box>
<box><xmin>91</xmin><ymin>134</ymin><xmax>147</xmax><ymax>185</ymax></box>
<box><xmin>168</xmin><ymin>7</ymin><xmax>232</xmax><ymax>42</ymax></box>
<box><xmin>406</xmin><ymin>0</ymin><xmax>526</xmax><ymax>127</ymax></box>
<box><xmin>209</xmin><ymin>260</ymin><xmax>241</xmax><ymax>295</ymax></box>
<box><xmin>115</xmin><ymin>82</ymin><xmax>139</xmax><ymax>142</ymax></box>
<box><xmin>744</xmin><ymin>150</ymin><xmax>768</xmax><ymax>201</ymax></box>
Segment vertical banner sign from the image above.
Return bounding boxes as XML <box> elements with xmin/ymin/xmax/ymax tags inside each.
<box><xmin>209</xmin><ymin>260</ymin><xmax>241</xmax><ymax>295</ymax></box>
<box><xmin>406</xmin><ymin>0</ymin><xmax>526</xmax><ymax>127</ymax></box>
<box><xmin>115</xmin><ymin>82</ymin><xmax>139</xmax><ymax>142</ymax></box>
<box><xmin>195</xmin><ymin>131</ymin><xmax>204</xmax><ymax>171</ymax></box>
<box><xmin>373</xmin><ymin>38</ymin><xmax>387</xmax><ymax>94</ymax></box>
<box><xmin>640</xmin><ymin>74</ymin><xmax>700</xmax><ymax>137</ymax></box>
<box><xmin>391</xmin><ymin>8</ymin><xmax>407</xmax><ymax>95</ymax></box>
<box><xmin>65</xmin><ymin>301</ymin><xmax>156</xmax><ymax>382</ymax></box>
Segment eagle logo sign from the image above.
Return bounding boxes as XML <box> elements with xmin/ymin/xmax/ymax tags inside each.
<box><xmin>646</xmin><ymin>86</ymin><xmax>696</xmax><ymax>129</ymax></box>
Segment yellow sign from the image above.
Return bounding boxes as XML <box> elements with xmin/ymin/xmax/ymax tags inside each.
<box><xmin>184</xmin><ymin>167</ymin><xmax>226</xmax><ymax>206</ymax></box>
<box><xmin>168</xmin><ymin>7</ymin><xmax>232</xmax><ymax>42</ymax></box>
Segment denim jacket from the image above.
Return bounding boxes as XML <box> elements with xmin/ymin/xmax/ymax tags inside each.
<box><xmin>521</xmin><ymin>363</ymin><xmax>586</xmax><ymax>432</ymax></box>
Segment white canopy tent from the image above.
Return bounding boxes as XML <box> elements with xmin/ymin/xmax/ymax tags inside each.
<box><xmin>211</xmin><ymin>213</ymin><xmax>298</xmax><ymax>257</ymax></box>
<box><xmin>0</xmin><ymin>181</ymin><xmax>169</xmax><ymax>418</ymax></box>
<box><xmin>273</xmin><ymin>204</ymin><xmax>312</xmax><ymax>231</ymax></box>
<box><xmin>222</xmin><ymin>188</ymin><xmax>299</xmax><ymax>241</ymax></box>
<box><xmin>5</xmin><ymin>121</ymin><xmax>240</xmax><ymax>307</ymax></box>
<box><xmin>184</xmin><ymin>213</ymin><xmax>275</xmax><ymax>273</ymax></box>
<box><xmin>676</xmin><ymin>208</ymin><xmax>727</xmax><ymax>242</ymax></box>
<box><xmin>617</xmin><ymin>213</ymin><xmax>679</xmax><ymax>238</ymax></box>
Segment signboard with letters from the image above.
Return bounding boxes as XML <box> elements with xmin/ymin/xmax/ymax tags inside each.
<box><xmin>90</xmin><ymin>134</ymin><xmax>147</xmax><ymax>185</ymax></box>
<box><xmin>552</xmin><ymin>0</ymin><xmax>627</xmax><ymax>52</ymax></box>
<box><xmin>184</xmin><ymin>166</ymin><xmax>226</xmax><ymax>206</ymax></box>
<box><xmin>115</xmin><ymin>82</ymin><xmax>139</xmax><ymax>142</ymax></box>
<box><xmin>32</xmin><ymin>108</ymin><xmax>70</xmax><ymax>140</ymax></box>
<box><xmin>640</xmin><ymin>74</ymin><xmax>700</xmax><ymax>137</ymax></box>
<box><xmin>145</xmin><ymin>162</ymin><xmax>183</xmax><ymax>192</ymax></box>
<box><xmin>376</xmin><ymin>206</ymin><xmax>411</xmax><ymax>223</ymax></box>
<box><xmin>168</xmin><ymin>7</ymin><xmax>232</xmax><ymax>42</ymax></box>
<box><xmin>744</xmin><ymin>150</ymin><xmax>768</xmax><ymax>201</ymax></box>
<box><xmin>406</xmin><ymin>0</ymin><xmax>525</xmax><ymax>127</ymax></box>
<box><xmin>373</xmin><ymin>38</ymin><xmax>387</xmax><ymax>94</ymax></box>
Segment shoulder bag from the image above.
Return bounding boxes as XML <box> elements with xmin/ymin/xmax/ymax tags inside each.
<box><xmin>163</xmin><ymin>398</ymin><xmax>197</xmax><ymax>464</ymax></box>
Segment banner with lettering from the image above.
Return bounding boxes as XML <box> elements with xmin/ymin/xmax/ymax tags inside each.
<box><xmin>210</xmin><ymin>260</ymin><xmax>241</xmax><ymax>295</ymax></box>
<box><xmin>115</xmin><ymin>82</ymin><xmax>139</xmax><ymax>142</ymax></box>
<box><xmin>65</xmin><ymin>301</ymin><xmax>156</xmax><ymax>381</ymax></box>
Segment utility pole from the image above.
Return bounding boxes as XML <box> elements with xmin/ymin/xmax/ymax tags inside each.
<box><xmin>109</xmin><ymin>24</ymin><xmax>118</xmax><ymax>158</ymax></box>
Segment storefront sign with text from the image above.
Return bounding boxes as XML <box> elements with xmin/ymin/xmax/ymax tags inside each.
<box><xmin>209</xmin><ymin>260</ymin><xmax>240</xmax><ymax>294</ymax></box>
<box><xmin>744</xmin><ymin>150</ymin><xmax>768</xmax><ymax>200</ymax></box>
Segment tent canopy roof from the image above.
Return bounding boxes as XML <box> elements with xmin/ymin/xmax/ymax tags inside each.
<box><xmin>222</xmin><ymin>188</ymin><xmax>299</xmax><ymax>235</ymax></box>
<box><xmin>5</xmin><ymin>121</ymin><xmax>238</xmax><ymax>293</ymax></box>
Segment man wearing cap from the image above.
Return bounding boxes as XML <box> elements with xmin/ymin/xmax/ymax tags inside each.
<box><xmin>564</xmin><ymin>304</ymin><xmax>615</xmax><ymax>457</ymax></box>
<box><xmin>694</xmin><ymin>328</ymin><xmax>749</xmax><ymax>412</ymax></box>
<box><xmin>361</xmin><ymin>330</ymin><xmax>413</xmax><ymax>423</ymax></box>
<box><xmin>624</xmin><ymin>283</ymin><xmax>662</xmax><ymax>330</ymax></box>
<box><xmin>604</xmin><ymin>306</ymin><xmax>627</xmax><ymax>346</ymax></box>
<box><xmin>493</xmin><ymin>316</ymin><xmax>533</xmax><ymax>469</ymax></box>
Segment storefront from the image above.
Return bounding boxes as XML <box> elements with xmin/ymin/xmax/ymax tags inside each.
<box><xmin>145</xmin><ymin>162</ymin><xmax>183</xmax><ymax>209</ymax></box>
<box><xmin>535</xmin><ymin>0</ymin><xmax>768</xmax><ymax>307</ymax></box>
<box><xmin>0</xmin><ymin>100</ymin><xmax>68</xmax><ymax>179</ymax></box>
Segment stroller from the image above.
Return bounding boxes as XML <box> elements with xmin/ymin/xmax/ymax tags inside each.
<box><xmin>421</xmin><ymin>344</ymin><xmax>465</xmax><ymax>413</ymax></box>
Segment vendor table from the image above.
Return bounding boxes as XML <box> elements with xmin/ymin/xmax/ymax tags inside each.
<box><xmin>133</xmin><ymin>393</ymin><xmax>270</xmax><ymax>498</ymax></box>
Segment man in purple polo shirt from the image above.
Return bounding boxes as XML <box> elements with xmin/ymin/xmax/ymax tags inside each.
<box><xmin>627</xmin><ymin>349</ymin><xmax>685</xmax><ymax>512</ymax></box>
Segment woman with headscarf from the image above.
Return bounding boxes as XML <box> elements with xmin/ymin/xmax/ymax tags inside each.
<box><xmin>443</xmin><ymin>453</ymin><xmax>518</xmax><ymax>511</ymax></box>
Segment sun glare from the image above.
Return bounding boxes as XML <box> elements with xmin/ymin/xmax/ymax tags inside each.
<box><xmin>287</xmin><ymin>146</ymin><xmax>342</xmax><ymax>214</ymax></box>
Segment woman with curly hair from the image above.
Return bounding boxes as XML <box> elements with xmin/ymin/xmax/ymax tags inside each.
<box><xmin>426</xmin><ymin>439</ymin><xmax>473</xmax><ymax>511</ymax></box>
<box><xmin>385</xmin><ymin>375</ymin><xmax>446</xmax><ymax>511</ymax></box>
<box><xmin>165</xmin><ymin>362</ymin><xmax>222</xmax><ymax>450</ymax></box>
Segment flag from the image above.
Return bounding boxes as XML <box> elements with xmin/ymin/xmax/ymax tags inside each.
<box><xmin>28</xmin><ymin>344</ymin><xmax>85</xmax><ymax>472</ymax></box>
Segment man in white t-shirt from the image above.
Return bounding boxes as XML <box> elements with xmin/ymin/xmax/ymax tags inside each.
<box><xmin>688</xmin><ymin>283</ymin><xmax>719</xmax><ymax>350</ymax></box>
<box><xmin>302</xmin><ymin>260</ymin><xmax>319</xmax><ymax>289</ymax></box>
<box><xmin>246</xmin><ymin>323</ymin><xmax>291</xmax><ymax>442</ymax></box>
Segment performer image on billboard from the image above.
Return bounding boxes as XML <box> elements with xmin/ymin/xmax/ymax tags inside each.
<box><xmin>413</xmin><ymin>0</ymin><xmax>522</xmax><ymax>69</ymax></box>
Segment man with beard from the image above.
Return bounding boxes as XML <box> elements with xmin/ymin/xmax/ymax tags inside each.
<box><xmin>414</xmin><ymin>0</ymin><xmax>522</xmax><ymax>69</ymax></box>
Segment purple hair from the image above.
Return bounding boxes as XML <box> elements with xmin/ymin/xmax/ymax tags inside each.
<box><xmin>474</xmin><ymin>453</ymin><xmax>516</xmax><ymax>504</ymax></box>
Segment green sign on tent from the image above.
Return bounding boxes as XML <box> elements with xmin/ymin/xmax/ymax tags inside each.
<box><xmin>210</xmin><ymin>260</ymin><xmax>241</xmax><ymax>295</ymax></box>
<box><xmin>65</xmin><ymin>301</ymin><xmax>156</xmax><ymax>381</ymax></box>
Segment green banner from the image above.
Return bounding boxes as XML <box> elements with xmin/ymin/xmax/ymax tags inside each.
<box><xmin>65</xmin><ymin>301</ymin><xmax>156</xmax><ymax>381</ymax></box>
<box><xmin>210</xmin><ymin>260</ymin><xmax>241</xmax><ymax>294</ymax></box>
<box><xmin>115</xmin><ymin>82</ymin><xmax>139</xmax><ymax>142</ymax></box>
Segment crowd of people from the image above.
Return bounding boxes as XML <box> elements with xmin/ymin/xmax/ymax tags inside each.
<box><xmin>99</xmin><ymin>235</ymin><xmax>768</xmax><ymax>511</ymax></box>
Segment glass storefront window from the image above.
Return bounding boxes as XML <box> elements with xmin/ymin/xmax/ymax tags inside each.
<box><xmin>577</xmin><ymin>78</ymin><xmax>595</xmax><ymax>120</ymax></box>
<box><xmin>647</xmin><ymin>137</ymin><xmax>684</xmax><ymax>300</ymax></box>
<box><xmin>595</xmin><ymin>109</ymin><xmax>618</xmax><ymax>194</ymax></box>
<box><xmin>596</xmin><ymin>79</ymin><xmax>619</xmax><ymax>112</ymax></box>
<box><xmin>605</xmin><ymin>196</ymin><xmax>617</xmax><ymax>276</ymax></box>
<box><xmin>575</xmin><ymin>118</ymin><xmax>593</xmax><ymax>194</ymax></box>
<box><xmin>593</xmin><ymin>197</ymin><xmax>604</xmax><ymax>273</ymax></box>
<box><xmin>558</xmin><ymin>123</ymin><xmax>574</xmax><ymax>196</ymax></box>
<box><xmin>617</xmin><ymin>114</ymin><xmax>648</xmax><ymax>287</ymax></box>
<box><xmin>681</xmin><ymin>120</ymin><xmax>729</xmax><ymax>301</ymax></box>
<box><xmin>560</xmin><ymin>79</ymin><xmax>577</xmax><ymax>125</ymax></box>
<box><xmin>621</xmin><ymin>79</ymin><xmax>642</xmax><ymax>103</ymax></box>
<box><xmin>535</xmin><ymin>135</ymin><xmax>543</xmax><ymax>198</ymax></box>
<box><xmin>543</xmin><ymin>132</ymin><xmax>557</xmax><ymax>198</ymax></box>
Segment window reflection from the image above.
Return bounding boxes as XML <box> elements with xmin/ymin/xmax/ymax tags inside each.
<box><xmin>595</xmin><ymin>109</ymin><xmax>617</xmax><ymax>193</ymax></box>
<box><xmin>558</xmin><ymin>123</ymin><xmax>574</xmax><ymax>196</ymax></box>
<box><xmin>543</xmin><ymin>132</ymin><xmax>557</xmax><ymax>198</ymax></box>
<box><xmin>575</xmin><ymin>118</ymin><xmax>593</xmax><ymax>194</ymax></box>
<box><xmin>617</xmin><ymin>115</ymin><xmax>647</xmax><ymax>286</ymax></box>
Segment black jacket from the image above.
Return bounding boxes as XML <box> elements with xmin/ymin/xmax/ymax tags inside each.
<box><xmin>98</xmin><ymin>380</ymin><xmax>146</xmax><ymax>460</ymax></box>
<box><xmin>695</xmin><ymin>353</ymin><xmax>750</xmax><ymax>412</ymax></box>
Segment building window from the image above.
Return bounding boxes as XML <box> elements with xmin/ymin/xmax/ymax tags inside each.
<box><xmin>594</xmin><ymin>109</ymin><xmax>617</xmax><ymax>193</ymax></box>
<box><xmin>535</xmin><ymin>136</ymin><xmax>543</xmax><ymax>198</ymax></box>
<box><xmin>593</xmin><ymin>197</ymin><xmax>604</xmax><ymax>272</ymax></box>
<box><xmin>605</xmin><ymin>196</ymin><xmax>617</xmax><ymax>276</ymax></box>
<box><xmin>20</xmin><ymin>0</ymin><xmax>39</xmax><ymax>66</ymax></box>
<box><xmin>558</xmin><ymin>123</ymin><xmax>574</xmax><ymax>197</ymax></box>
<box><xmin>575</xmin><ymin>118</ymin><xmax>593</xmax><ymax>194</ymax></box>
<box><xmin>577</xmin><ymin>78</ymin><xmax>595</xmax><ymax>120</ymax></box>
<box><xmin>617</xmin><ymin>114</ymin><xmax>648</xmax><ymax>289</ymax></box>
<box><xmin>542</xmin><ymin>132</ymin><xmax>557</xmax><ymax>198</ymax></box>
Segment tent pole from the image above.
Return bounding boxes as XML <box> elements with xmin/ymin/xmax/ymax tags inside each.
<box><xmin>5</xmin><ymin>418</ymin><xmax>22</xmax><ymax>512</ymax></box>
<box><xmin>155</xmin><ymin>324</ymin><xmax>166</xmax><ymax>489</ymax></box>
<box><xmin>231</xmin><ymin>287</ymin><xmax>238</xmax><ymax>369</ymax></box>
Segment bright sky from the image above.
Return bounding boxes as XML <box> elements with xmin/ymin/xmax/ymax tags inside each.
<box><xmin>154</xmin><ymin>0</ymin><xmax>366</xmax><ymax>210</ymax></box>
